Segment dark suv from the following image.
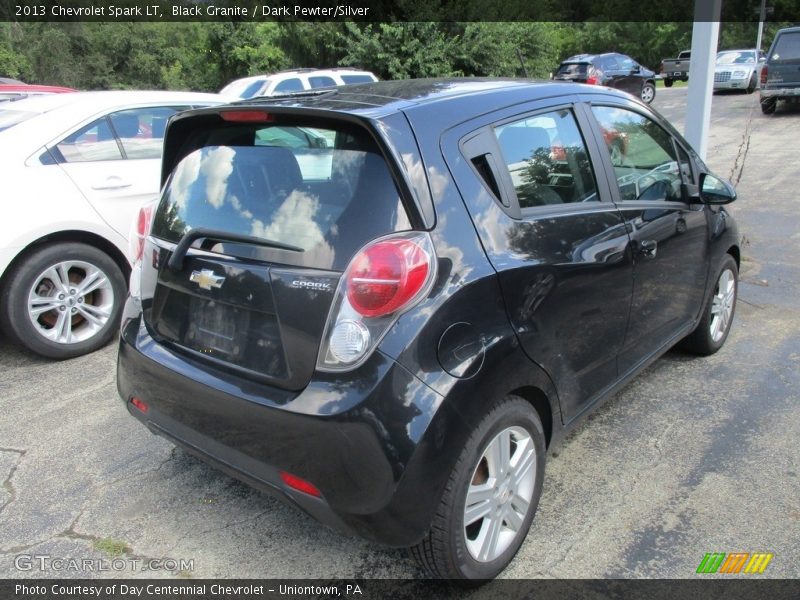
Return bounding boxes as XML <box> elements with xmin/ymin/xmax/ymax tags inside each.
<box><xmin>117</xmin><ymin>79</ymin><xmax>740</xmax><ymax>581</ymax></box>
<box><xmin>555</xmin><ymin>53</ymin><xmax>657</xmax><ymax>104</ymax></box>
<box><xmin>760</xmin><ymin>26</ymin><xmax>800</xmax><ymax>114</ymax></box>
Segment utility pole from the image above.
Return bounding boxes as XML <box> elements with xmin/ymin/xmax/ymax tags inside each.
<box><xmin>756</xmin><ymin>0</ymin><xmax>767</xmax><ymax>51</ymax></box>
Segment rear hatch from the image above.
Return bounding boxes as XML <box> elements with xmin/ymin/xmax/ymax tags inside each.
<box><xmin>766</xmin><ymin>29</ymin><xmax>800</xmax><ymax>89</ymax></box>
<box><xmin>554</xmin><ymin>62</ymin><xmax>590</xmax><ymax>82</ymax></box>
<box><xmin>140</xmin><ymin>111</ymin><xmax>413</xmax><ymax>391</ymax></box>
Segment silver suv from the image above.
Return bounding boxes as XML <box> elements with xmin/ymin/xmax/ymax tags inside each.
<box><xmin>219</xmin><ymin>68</ymin><xmax>378</xmax><ymax>99</ymax></box>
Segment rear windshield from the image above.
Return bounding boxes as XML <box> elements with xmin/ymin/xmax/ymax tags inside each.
<box><xmin>152</xmin><ymin>123</ymin><xmax>412</xmax><ymax>271</ymax></box>
<box><xmin>556</xmin><ymin>63</ymin><xmax>588</xmax><ymax>76</ymax></box>
<box><xmin>772</xmin><ymin>31</ymin><xmax>800</xmax><ymax>61</ymax></box>
<box><xmin>0</xmin><ymin>109</ymin><xmax>36</xmax><ymax>132</ymax></box>
<box><xmin>240</xmin><ymin>80</ymin><xmax>266</xmax><ymax>98</ymax></box>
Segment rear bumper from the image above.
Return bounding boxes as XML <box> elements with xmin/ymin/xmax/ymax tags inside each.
<box><xmin>760</xmin><ymin>87</ymin><xmax>800</xmax><ymax>98</ymax></box>
<box><xmin>117</xmin><ymin>306</ymin><xmax>452</xmax><ymax>547</ymax></box>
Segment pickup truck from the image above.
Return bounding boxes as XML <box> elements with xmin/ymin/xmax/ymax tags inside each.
<box><xmin>660</xmin><ymin>50</ymin><xmax>691</xmax><ymax>87</ymax></box>
<box><xmin>760</xmin><ymin>26</ymin><xmax>800</xmax><ymax>114</ymax></box>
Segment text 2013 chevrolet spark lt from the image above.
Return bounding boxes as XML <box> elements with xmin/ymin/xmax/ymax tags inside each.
<box><xmin>117</xmin><ymin>79</ymin><xmax>740</xmax><ymax>581</ymax></box>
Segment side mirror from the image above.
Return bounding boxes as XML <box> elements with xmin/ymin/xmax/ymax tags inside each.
<box><xmin>632</xmin><ymin>65</ymin><xmax>641</xmax><ymax>73</ymax></box>
<box><xmin>699</xmin><ymin>172</ymin><xmax>737</xmax><ymax>204</ymax></box>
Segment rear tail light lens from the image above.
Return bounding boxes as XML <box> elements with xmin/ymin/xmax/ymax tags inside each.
<box><xmin>586</xmin><ymin>67</ymin><xmax>601</xmax><ymax>85</ymax></box>
<box><xmin>280</xmin><ymin>471</ymin><xmax>321</xmax><ymax>497</ymax></box>
<box><xmin>317</xmin><ymin>232</ymin><xmax>436</xmax><ymax>371</ymax></box>
<box><xmin>347</xmin><ymin>239</ymin><xmax>430</xmax><ymax>318</ymax></box>
<box><xmin>128</xmin><ymin>201</ymin><xmax>156</xmax><ymax>263</ymax></box>
<box><xmin>130</xmin><ymin>397</ymin><xmax>149</xmax><ymax>414</ymax></box>
<box><xmin>760</xmin><ymin>65</ymin><xmax>768</xmax><ymax>86</ymax></box>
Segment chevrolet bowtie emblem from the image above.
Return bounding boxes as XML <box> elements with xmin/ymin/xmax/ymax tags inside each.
<box><xmin>189</xmin><ymin>269</ymin><xmax>225</xmax><ymax>290</ymax></box>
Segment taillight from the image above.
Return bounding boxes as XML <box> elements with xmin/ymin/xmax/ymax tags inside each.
<box><xmin>586</xmin><ymin>67</ymin><xmax>602</xmax><ymax>85</ymax></box>
<box><xmin>317</xmin><ymin>232</ymin><xmax>436</xmax><ymax>371</ymax></box>
<box><xmin>130</xmin><ymin>397</ymin><xmax>149</xmax><ymax>414</ymax></box>
<box><xmin>760</xmin><ymin>65</ymin><xmax>768</xmax><ymax>86</ymax></box>
<box><xmin>128</xmin><ymin>201</ymin><xmax>156</xmax><ymax>263</ymax></box>
<box><xmin>347</xmin><ymin>239</ymin><xmax>430</xmax><ymax>318</ymax></box>
<box><xmin>220</xmin><ymin>110</ymin><xmax>274</xmax><ymax>123</ymax></box>
<box><xmin>280</xmin><ymin>471</ymin><xmax>321</xmax><ymax>498</ymax></box>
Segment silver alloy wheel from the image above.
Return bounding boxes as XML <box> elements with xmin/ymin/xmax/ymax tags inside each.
<box><xmin>641</xmin><ymin>84</ymin><xmax>655</xmax><ymax>103</ymax></box>
<box><xmin>710</xmin><ymin>268</ymin><xmax>735</xmax><ymax>342</ymax></box>
<box><xmin>463</xmin><ymin>426</ymin><xmax>536</xmax><ymax>563</ymax></box>
<box><xmin>26</xmin><ymin>260</ymin><xmax>115</xmax><ymax>344</ymax></box>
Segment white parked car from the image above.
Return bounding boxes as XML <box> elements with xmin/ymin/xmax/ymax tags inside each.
<box><xmin>219</xmin><ymin>68</ymin><xmax>378</xmax><ymax>99</ymax></box>
<box><xmin>714</xmin><ymin>49</ymin><xmax>766</xmax><ymax>94</ymax></box>
<box><xmin>0</xmin><ymin>90</ymin><xmax>223</xmax><ymax>358</ymax></box>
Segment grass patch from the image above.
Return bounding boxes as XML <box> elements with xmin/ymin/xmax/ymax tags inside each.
<box><xmin>92</xmin><ymin>537</ymin><xmax>130</xmax><ymax>557</ymax></box>
<box><xmin>657</xmin><ymin>79</ymin><xmax>688</xmax><ymax>89</ymax></box>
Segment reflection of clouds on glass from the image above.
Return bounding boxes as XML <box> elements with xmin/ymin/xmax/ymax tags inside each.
<box><xmin>169</xmin><ymin>150</ymin><xmax>202</xmax><ymax>209</ymax></box>
<box><xmin>231</xmin><ymin>195</ymin><xmax>253</xmax><ymax>220</ymax></box>
<box><xmin>169</xmin><ymin>150</ymin><xmax>201</xmax><ymax>209</ymax></box>
<box><xmin>251</xmin><ymin>190</ymin><xmax>324</xmax><ymax>249</ymax></box>
<box><xmin>200</xmin><ymin>146</ymin><xmax>236</xmax><ymax>209</ymax></box>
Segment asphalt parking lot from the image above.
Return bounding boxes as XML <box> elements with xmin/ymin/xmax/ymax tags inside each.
<box><xmin>1</xmin><ymin>87</ymin><xmax>798</xmax><ymax>580</ymax></box>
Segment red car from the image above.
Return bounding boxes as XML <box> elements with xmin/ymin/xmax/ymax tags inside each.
<box><xmin>0</xmin><ymin>83</ymin><xmax>76</xmax><ymax>102</ymax></box>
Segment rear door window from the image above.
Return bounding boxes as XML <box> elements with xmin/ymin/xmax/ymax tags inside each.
<box><xmin>55</xmin><ymin>117</ymin><xmax>122</xmax><ymax>162</ymax></box>
<box><xmin>273</xmin><ymin>78</ymin><xmax>304</xmax><ymax>93</ymax></box>
<box><xmin>152</xmin><ymin>123</ymin><xmax>411</xmax><ymax>270</ymax></box>
<box><xmin>493</xmin><ymin>108</ymin><xmax>599</xmax><ymax>208</ymax></box>
<box><xmin>308</xmin><ymin>76</ymin><xmax>336</xmax><ymax>88</ymax></box>
<box><xmin>341</xmin><ymin>74</ymin><xmax>375</xmax><ymax>84</ymax></box>
<box><xmin>110</xmin><ymin>107</ymin><xmax>185</xmax><ymax>159</ymax></box>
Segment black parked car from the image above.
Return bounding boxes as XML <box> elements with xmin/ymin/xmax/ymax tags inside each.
<box><xmin>555</xmin><ymin>53</ymin><xmax>657</xmax><ymax>104</ymax></box>
<box><xmin>117</xmin><ymin>79</ymin><xmax>740</xmax><ymax>581</ymax></box>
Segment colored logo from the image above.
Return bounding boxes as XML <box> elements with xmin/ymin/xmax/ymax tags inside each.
<box><xmin>696</xmin><ymin>552</ymin><xmax>774</xmax><ymax>574</ymax></box>
<box><xmin>189</xmin><ymin>269</ymin><xmax>225</xmax><ymax>291</ymax></box>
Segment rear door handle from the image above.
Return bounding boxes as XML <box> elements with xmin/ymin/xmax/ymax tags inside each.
<box><xmin>640</xmin><ymin>239</ymin><xmax>658</xmax><ymax>258</ymax></box>
<box><xmin>91</xmin><ymin>176</ymin><xmax>132</xmax><ymax>190</ymax></box>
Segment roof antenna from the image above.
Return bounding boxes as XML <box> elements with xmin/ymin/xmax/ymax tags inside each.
<box><xmin>516</xmin><ymin>48</ymin><xmax>530</xmax><ymax>78</ymax></box>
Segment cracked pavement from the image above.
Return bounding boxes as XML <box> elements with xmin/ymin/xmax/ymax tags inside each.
<box><xmin>1</xmin><ymin>88</ymin><xmax>798</xmax><ymax>579</ymax></box>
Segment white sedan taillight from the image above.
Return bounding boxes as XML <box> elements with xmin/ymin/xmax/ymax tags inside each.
<box><xmin>128</xmin><ymin>201</ymin><xmax>157</xmax><ymax>264</ymax></box>
<box><xmin>127</xmin><ymin>201</ymin><xmax>157</xmax><ymax>299</ymax></box>
<box><xmin>317</xmin><ymin>232</ymin><xmax>437</xmax><ymax>371</ymax></box>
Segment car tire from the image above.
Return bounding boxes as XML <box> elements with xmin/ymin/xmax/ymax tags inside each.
<box><xmin>760</xmin><ymin>97</ymin><xmax>777</xmax><ymax>114</ymax></box>
<box><xmin>410</xmin><ymin>396</ymin><xmax>546</xmax><ymax>582</ymax></box>
<box><xmin>681</xmin><ymin>254</ymin><xmax>738</xmax><ymax>356</ymax></box>
<box><xmin>640</xmin><ymin>81</ymin><xmax>656</xmax><ymax>104</ymax></box>
<box><xmin>746</xmin><ymin>74</ymin><xmax>757</xmax><ymax>94</ymax></box>
<box><xmin>0</xmin><ymin>243</ymin><xmax>126</xmax><ymax>359</ymax></box>
<box><xmin>663</xmin><ymin>78</ymin><xmax>674</xmax><ymax>88</ymax></box>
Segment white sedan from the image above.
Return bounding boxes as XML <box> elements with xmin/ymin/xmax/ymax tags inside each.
<box><xmin>0</xmin><ymin>91</ymin><xmax>224</xmax><ymax>358</ymax></box>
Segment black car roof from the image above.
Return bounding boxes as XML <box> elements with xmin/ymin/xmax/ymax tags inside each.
<box><xmin>216</xmin><ymin>77</ymin><xmax>628</xmax><ymax>119</ymax></box>
<box><xmin>561</xmin><ymin>53</ymin><xmax>620</xmax><ymax>64</ymax></box>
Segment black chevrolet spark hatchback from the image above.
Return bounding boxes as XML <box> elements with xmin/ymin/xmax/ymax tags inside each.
<box><xmin>118</xmin><ymin>79</ymin><xmax>740</xmax><ymax>581</ymax></box>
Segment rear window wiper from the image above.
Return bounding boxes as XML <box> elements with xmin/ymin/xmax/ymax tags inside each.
<box><xmin>167</xmin><ymin>228</ymin><xmax>303</xmax><ymax>271</ymax></box>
